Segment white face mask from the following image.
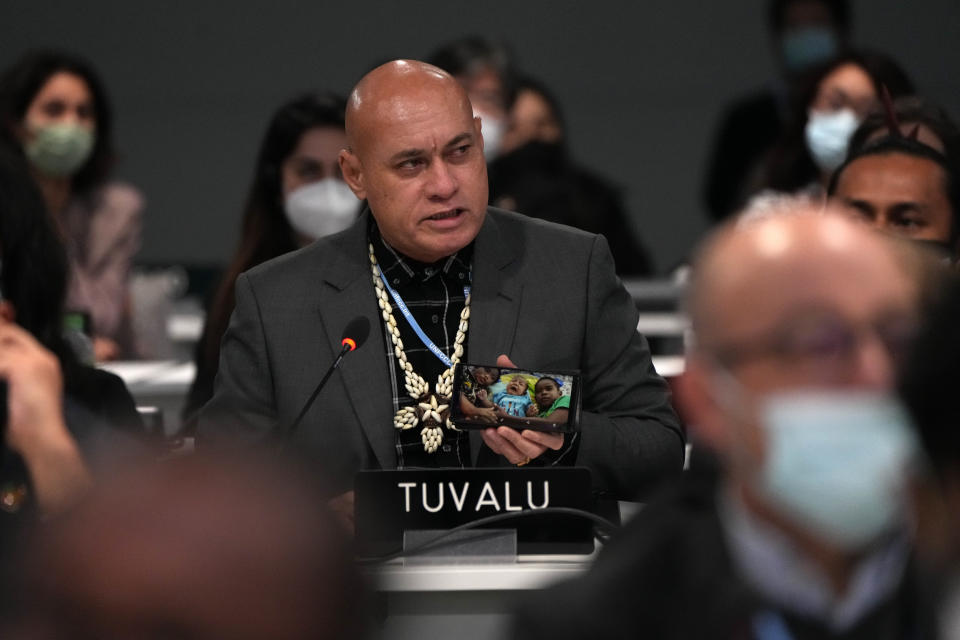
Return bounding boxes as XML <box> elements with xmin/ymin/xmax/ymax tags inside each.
<box><xmin>804</xmin><ymin>108</ymin><xmax>861</xmax><ymax>173</ymax></box>
<box><xmin>475</xmin><ymin>109</ymin><xmax>505</xmax><ymax>160</ymax></box>
<box><xmin>756</xmin><ymin>390</ymin><xmax>918</xmax><ymax>550</ymax></box>
<box><xmin>283</xmin><ymin>178</ymin><xmax>359</xmax><ymax>241</ymax></box>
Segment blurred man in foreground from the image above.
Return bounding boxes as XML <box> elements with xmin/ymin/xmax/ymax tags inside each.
<box><xmin>2</xmin><ymin>455</ymin><xmax>368</xmax><ymax>640</ymax></box>
<box><xmin>514</xmin><ymin>206</ymin><xmax>934</xmax><ymax>638</ymax></box>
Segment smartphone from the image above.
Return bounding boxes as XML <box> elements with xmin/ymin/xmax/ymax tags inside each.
<box><xmin>450</xmin><ymin>363</ymin><xmax>581</xmax><ymax>433</ymax></box>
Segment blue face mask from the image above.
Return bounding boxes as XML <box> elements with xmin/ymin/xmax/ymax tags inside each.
<box><xmin>804</xmin><ymin>108</ymin><xmax>860</xmax><ymax>173</ymax></box>
<box><xmin>781</xmin><ymin>26</ymin><xmax>839</xmax><ymax>73</ymax></box>
<box><xmin>756</xmin><ymin>391</ymin><xmax>918</xmax><ymax>550</ymax></box>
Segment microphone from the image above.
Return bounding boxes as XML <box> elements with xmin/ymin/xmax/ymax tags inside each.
<box><xmin>340</xmin><ymin>316</ymin><xmax>370</xmax><ymax>354</ymax></box>
<box><xmin>284</xmin><ymin>317</ymin><xmax>370</xmax><ymax>440</ymax></box>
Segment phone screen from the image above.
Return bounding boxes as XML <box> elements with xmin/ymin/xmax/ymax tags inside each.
<box><xmin>449</xmin><ymin>363</ymin><xmax>581</xmax><ymax>433</ymax></box>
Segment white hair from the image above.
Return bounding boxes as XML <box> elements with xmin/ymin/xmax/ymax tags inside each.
<box><xmin>735</xmin><ymin>189</ymin><xmax>828</xmax><ymax>227</ymax></box>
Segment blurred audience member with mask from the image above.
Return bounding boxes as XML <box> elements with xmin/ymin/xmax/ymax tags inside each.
<box><xmin>0</xmin><ymin>148</ymin><xmax>145</xmax><ymax>563</ymax></box>
<box><xmin>703</xmin><ymin>0</ymin><xmax>852</xmax><ymax>223</ymax></box>
<box><xmin>489</xmin><ymin>76</ymin><xmax>653</xmax><ymax>276</ymax></box>
<box><xmin>183</xmin><ymin>92</ymin><xmax>355</xmax><ymax>427</ymax></box>
<box><xmin>751</xmin><ymin>50</ymin><xmax>913</xmax><ymax>205</ymax></box>
<box><xmin>428</xmin><ymin>36</ymin><xmax>514</xmax><ymax>161</ymax></box>
<box><xmin>514</xmin><ymin>205</ymin><xmax>935</xmax><ymax>639</ymax></box>
<box><xmin>0</xmin><ymin>50</ymin><xmax>143</xmax><ymax>361</ymax></box>
<box><xmin>499</xmin><ymin>76</ymin><xmax>564</xmax><ymax>155</ymax></box>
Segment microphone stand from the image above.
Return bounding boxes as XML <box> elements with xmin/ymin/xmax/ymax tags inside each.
<box><xmin>283</xmin><ymin>341</ymin><xmax>352</xmax><ymax>441</ymax></box>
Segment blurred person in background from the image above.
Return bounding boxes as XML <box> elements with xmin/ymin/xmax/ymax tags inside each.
<box><xmin>428</xmin><ymin>35</ymin><xmax>515</xmax><ymax>161</ymax></box>
<box><xmin>751</xmin><ymin>50</ymin><xmax>913</xmax><ymax>205</ymax></box>
<box><xmin>849</xmin><ymin>97</ymin><xmax>960</xmax><ymax>157</ymax></box>
<box><xmin>0</xmin><ymin>148</ymin><xmax>144</xmax><ymax>560</ymax></box>
<box><xmin>703</xmin><ymin>0</ymin><xmax>852</xmax><ymax>222</ymax></box>
<box><xmin>0</xmin><ymin>50</ymin><xmax>143</xmax><ymax>361</ymax></box>
<box><xmin>183</xmin><ymin>92</ymin><xmax>354</xmax><ymax>427</ymax></box>
<box><xmin>489</xmin><ymin>76</ymin><xmax>654</xmax><ymax>276</ymax></box>
<box><xmin>844</xmin><ymin>98</ymin><xmax>960</xmax><ymax>263</ymax></box>
<box><xmin>1</xmin><ymin>454</ymin><xmax>369</xmax><ymax>640</ymax></box>
<box><xmin>899</xmin><ymin>275</ymin><xmax>960</xmax><ymax>639</ymax></box>
<box><xmin>499</xmin><ymin>76</ymin><xmax>564</xmax><ymax>155</ymax></box>
<box><xmin>429</xmin><ymin>40</ymin><xmax>653</xmax><ymax>274</ymax></box>
<box><xmin>514</xmin><ymin>206</ymin><xmax>934</xmax><ymax>639</ymax></box>
<box><xmin>828</xmin><ymin>136</ymin><xmax>959</xmax><ymax>259</ymax></box>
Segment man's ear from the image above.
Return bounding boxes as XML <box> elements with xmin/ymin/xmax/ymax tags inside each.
<box><xmin>339</xmin><ymin>149</ymin><xmax>366</xmax><ymax>200</ymax></box>
<box><xmin>675</xmin><ymin>357</ymin><xmax>730</xmax><ymax>454</ymax></box>
<box><xmin>0</xmin><ymin>301</ymin><xmax>14</xmax><ymax>323</ymax></box>
<box><xmin>474</xmin><ymin>115</ymin><xmax>484</xmax><ymax>154</ymax></box>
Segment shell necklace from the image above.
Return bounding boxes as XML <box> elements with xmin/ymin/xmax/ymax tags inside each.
<box><xmin>369</xmin><ymin>243</ymin><xmax>469</xmax><ymax>453</ymax></box>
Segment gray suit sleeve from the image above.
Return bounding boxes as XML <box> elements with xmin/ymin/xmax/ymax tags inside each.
<box><xmin>574</xmin><ymin>234</ymin><xmax>684</xmax><ymax>498</ymax></box>
<box><xmin>197</xmin><ymin>272</ymin><xmax>279</xmax><ymax>446</ymax></box>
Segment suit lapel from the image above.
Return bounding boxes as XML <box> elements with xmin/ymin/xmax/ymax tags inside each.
<box><xmin>317</xmin><ymin>214</ymin><xmax>396</xmax><ymax>469</ymax></box>
<box><xmin>467</xmin><ymin>210</ymin><xmax>523</xmax><ymax>465</ymax></box>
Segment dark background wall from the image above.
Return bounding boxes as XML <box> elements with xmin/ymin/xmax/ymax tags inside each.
<box><xmin>4</xmin><ymin>1</ymin><xmax>959</xmax><ymax>274</ymax></box>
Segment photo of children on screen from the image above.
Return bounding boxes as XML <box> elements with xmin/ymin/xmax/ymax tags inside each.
<box><xmin>456</xmin><ymin>365</ymin><xmax>501</xmax><ymax>425</ymax></box>
<box><xmin>454</xmin><ymin>365</ymin><xmax>575</xmax><ymax>432</ymax></box>
<box><xmin>533</xmin><ymin>376</ymin><xmax>570</xmax><ymax>420</ymax></box>
<box><xmin>493</xmin><ymin>374</ymin><xmax>537</xmax><ymax>417</ymax></box>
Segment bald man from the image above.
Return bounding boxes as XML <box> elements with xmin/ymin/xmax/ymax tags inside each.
<box><xmin>513</xmin><ymin>207</ymin><xmax>934</xmax><ymax>639</ymax></box>
<box><xmin>198</xmin><ymin>61</ymin><xmax>681</xmax><ymax>502</ymax></box>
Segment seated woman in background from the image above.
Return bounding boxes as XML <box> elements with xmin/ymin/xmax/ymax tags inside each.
<box><xmin>0</xmin><ymin>147</ymin><xmax>145</xmax><ymax>556</ymax></box>
<box><xmin>183</xmin><ymin>92</ymin><xmax>355</xmax><ymax>426</ymax></box>
<box><xmin>747</xmin><ymin>50</ymin><xmax>914</xmax><ymax>206</ymax></box>
<box><xmin>0</xmin><ymin>50</ymin><xmax>142</xmax><ymax>362</ymax></box>
<box><xmin>488</xmin><ymin>76</ymin><xmax>654</xmax><ymax>276</ymax></box>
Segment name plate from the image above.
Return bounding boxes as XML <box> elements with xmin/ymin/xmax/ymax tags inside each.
<box><xmin>354</xmin><ymin>467</ymin><xmax>595</xmax><ymax>557</ymax></box>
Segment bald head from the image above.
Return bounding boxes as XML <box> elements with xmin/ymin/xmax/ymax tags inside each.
<box><xmin>338</xmin><ymin>59</ymin><xmax>489</xmax><ymax>263</ymax></box>
<box><xmin>688</xmin><ymin>206</ymin><xmax>915</xmax><ymax>354</ymax></box>
<box><xmin>345</xmin><ymin>60</ymin><xmax>473</xmax><ymax>157</ymax></box>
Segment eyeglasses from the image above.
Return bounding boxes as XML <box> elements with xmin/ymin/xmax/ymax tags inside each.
<box><xmin>712</xmin><ymin>307</ymin><xmax>918</xmax><ymax>380</ymax></box>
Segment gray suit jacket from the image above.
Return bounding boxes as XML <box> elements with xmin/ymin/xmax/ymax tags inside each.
<box><xmin>198</xmin><ymin>208</ymin><xmax>683</xmax><ymax>497</ymax></box>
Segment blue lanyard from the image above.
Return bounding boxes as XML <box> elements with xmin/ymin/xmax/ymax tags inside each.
<box><xmin>751</xmin><ymin>611</ymin><xmax>794</xmax><ymax>640</ymax></box>
<box><xmin>377</xmin><ymin>269</ymin><xmax>470</xmax><ymax>368</ymax></box>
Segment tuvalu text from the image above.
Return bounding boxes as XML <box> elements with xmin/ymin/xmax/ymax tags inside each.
<box><xmin>397</xmin><ymin>480</ymin><xmax>550</xmax><ymax>514</ymax></box>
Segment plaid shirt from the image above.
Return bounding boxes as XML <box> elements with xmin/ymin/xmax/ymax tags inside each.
<box><xmin>371</xmin><ymin>227</ymin><xmax>473</xmax><ymax>469</ymax></box>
